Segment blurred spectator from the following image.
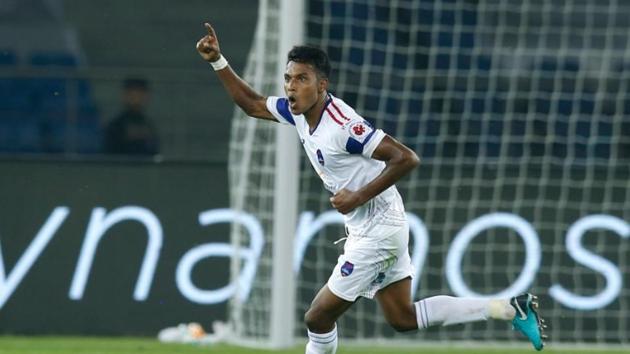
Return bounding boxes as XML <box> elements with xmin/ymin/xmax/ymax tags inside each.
<box><xmin>104</xmin><ymin>77</ymin><xmax>159</xmax><ymax>155</ymax></box>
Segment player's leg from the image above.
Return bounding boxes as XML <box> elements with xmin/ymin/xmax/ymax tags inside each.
<box><xmin>374</xmin><ymin>276</ymin><xmax>417</xmax><ymax>331</ymax></box>
<box><xmin>304</xmin><ymin>284</ymin><xmax>353</xmax><ymax>354</ymax></box>
<box><xmin>377</xmin><ymin>278</ymin><xmax>517</xmax><ymax>328</ymax></box>
<box><xmin>372</xmin><ymin>212</ymin><xmax>547</xmax><ymax>349</ymax></box>
<box><xmin>304</xmin><ymin>226</ymin><xmax>390</xmax><ymax>354</ymax></box>
<box><xmin>376</xmin><ymin>276</ymin><xmax>513</xmax><ymax>331</ymax></box>
<box><xmin>413</xmin><ymin>294</ymin><xmax>515</xmax><ymax>327</ymax></box>
<box><xmin>375</xmin><ymin>248</ymin><xmax>516</xmax><ymax>331</ymax></box>
<box><xmin>305</xmin><ymin>284</ymin><xmax>354</xmax><ymax>332</ymax></box>
<box><xmin>376</xmin><ymin>279</ymin><xmax>547</xmax><ymax>350</ymax></box>
<box><xmin>413</xmin><ymin>293</ymin><xmax>547</xmax><ymax>351</ymax></box>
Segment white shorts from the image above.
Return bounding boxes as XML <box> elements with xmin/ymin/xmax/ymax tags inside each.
<box><xmin>326</xmin><ymin>220</ymin><xmax>413</xmax><ymax>302</ymax></box>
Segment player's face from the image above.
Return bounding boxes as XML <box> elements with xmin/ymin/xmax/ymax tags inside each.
<box><xmin>284</xmin><ymin>61</ymin><xmax>325</xmax><ymax>115</ymax></box>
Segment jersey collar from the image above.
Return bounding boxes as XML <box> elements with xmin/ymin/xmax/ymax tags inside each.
<box><xmin>309</xmin><ymin>93</ymin><xmax>333</xmax><ymax>135</ymax></box>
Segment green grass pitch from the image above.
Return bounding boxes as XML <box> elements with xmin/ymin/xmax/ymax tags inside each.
<box><xmin>0</xmin><ymin>337</ymin><xmax>628</xmax><ymax>354</ymax></box>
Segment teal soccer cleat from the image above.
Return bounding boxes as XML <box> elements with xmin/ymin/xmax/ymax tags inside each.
<box><xmin>511</xmin><ymin>293</ymin><xmax>547</xmax><ymax>351</ymax></box>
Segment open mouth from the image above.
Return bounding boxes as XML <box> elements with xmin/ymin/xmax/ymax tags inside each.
<box><xmin>288</xmin><ymin>96</ymin><xmax>297</xmax><ymax>110</ymax></box>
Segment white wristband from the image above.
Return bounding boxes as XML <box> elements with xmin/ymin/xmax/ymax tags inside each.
<box><xmin>210</xmin><ymin>54</ymin><xmax>228</xmax><ymax>71</ymax></box>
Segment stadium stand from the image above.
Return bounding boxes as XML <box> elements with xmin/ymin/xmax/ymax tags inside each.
<box><xmin>0</xmin><ymin>0</ymin><xmax>101</xmax><ymax>154</ymax></box>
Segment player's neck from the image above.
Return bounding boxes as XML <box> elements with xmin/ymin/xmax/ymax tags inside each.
<box><xmin>304</xmin><ymin>91</ymin><xmax>329</xmax><ymax>129</ymax></box>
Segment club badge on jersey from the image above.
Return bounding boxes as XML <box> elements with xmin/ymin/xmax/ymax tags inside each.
<box><xmin>350</xmin><ymin>122</ymin><xmax>366</xmax><ymax>136</ymax></box>
<box><xmin>340</xmin><ymin>261</ymin><xmax>354</xmax><ymax>277</ymax></box>
<box><xmin>345</xmin><ymin>119</ymin><xmax>376</xmax><ymax>155</ymax></box>
<box><xmin>349</xmin><ymin>121</ymin><xmax>368</xmax><ymax>138</ymax></box>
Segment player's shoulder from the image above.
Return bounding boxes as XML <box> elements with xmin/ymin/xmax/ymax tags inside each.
<box><xmin>266</xmin><ymin>95</ymin><xmax>298</xmax><ymax>125</ymax></box>
<box><xmin>329</xmin><ymin>94</ymin><xmax>362</xmax><ymax>121</ymax></box>
<box><xmin>322</xmin><ymin>95</ymin><xmax>377</xmax><ymax>148</ymax></box>
<box><xmin>328</xmin><ymin>95</ymin><xmax>375</xmax><ymax>133</ymax></box>
<box><xmin>323</xmin><ymin>94</ymin><xmax>363</xmax><ymax>132</ymax></box>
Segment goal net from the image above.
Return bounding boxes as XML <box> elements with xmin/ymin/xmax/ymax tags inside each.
<box><xmin>228</xmin><ymin>0</ymin><xmax>630</xmax><ymax>347</ymax></box>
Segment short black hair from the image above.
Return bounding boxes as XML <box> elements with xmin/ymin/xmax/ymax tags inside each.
<box><xmin>287</xmin><ymin>46</ymin><xmax>331</xmax><ymax>79</ymax></box>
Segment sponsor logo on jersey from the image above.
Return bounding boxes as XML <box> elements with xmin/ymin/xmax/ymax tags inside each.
<box><xmin>340</xmin><ymin>261</ymin><xmax>354</xmax><ymax>277</ymax></box>
<box><xmin>316</xmin><ymin>149</ymin><xmax>325</xmax><ymax>166</ymax></box>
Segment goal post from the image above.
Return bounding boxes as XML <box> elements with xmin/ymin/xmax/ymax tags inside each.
<box><xmin>270</xmin><ymin>0</ymin><xmax>305</xmax><ymax>348</ymax></box>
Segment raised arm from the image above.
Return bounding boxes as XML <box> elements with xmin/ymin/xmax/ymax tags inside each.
<box><xmin>330</xmin><ymin>135</ymin><xmax>419</xmax><ymax>214</ymax></box>
<box><xmin>196</xmin><ymin>23</ymin><xmax>276</xmax><ymax>121</ymax></box>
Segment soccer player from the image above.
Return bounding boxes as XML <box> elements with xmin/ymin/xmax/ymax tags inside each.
<box><xmin>196</xmin><ymin>23</ymin><xmax>547</xmax><ymax>353</ymax></box>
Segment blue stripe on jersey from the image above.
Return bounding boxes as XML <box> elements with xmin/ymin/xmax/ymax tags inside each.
<box><xmin>362</xmin><ymin>129</ymin><xmax>376</xmax><ymax>145</ymax></box>
<box><xmin>346</xmin><ymin>137</ymin><xmax>363</xmax><ymax>154</ymax></box>
<box><xmin>345</xmin><ymin>129</ymin><xmax>376</xmax><ymax>154</ymax></box>
<box><xmin>276</xmin><ymin>98</ymin><xmax>295</xmax><ymax>125</ymax></box>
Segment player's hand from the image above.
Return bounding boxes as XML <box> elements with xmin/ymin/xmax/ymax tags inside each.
<box><xmin>330</xmin><ymin>188</ymin><xmax>363</xmax><ymax>215</ymax></box>
<box><xmin>196</xmin><ymin>23</ymin><xmax>221</xmax><ymax>62</ymax></box>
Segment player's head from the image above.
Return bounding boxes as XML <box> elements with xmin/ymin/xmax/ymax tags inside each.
<box><xmin>284</xmin><ymin>46</ymin><xmax>330</xmax><ymax>114</ymax></box>
<box><xmin>287</xmin><ymin>46</ymin><xmax>331</xmax><ymax>79</ymax></box>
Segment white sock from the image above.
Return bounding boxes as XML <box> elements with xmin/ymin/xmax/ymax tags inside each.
<box><xmin>414</xmin><ymin>296</ymin><xmax>515</xmax><ymax>328</ymax></box>
<box><xmin>305</xmin><ymin>324</ymin><xmax>338</xmax><ymax>354</ymax></box>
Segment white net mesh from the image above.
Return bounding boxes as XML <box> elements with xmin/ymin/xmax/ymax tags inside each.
<box><xmin>230</xmin><ymin>0</ymin><xmax>630</xmax><ymax>345</ymax></box>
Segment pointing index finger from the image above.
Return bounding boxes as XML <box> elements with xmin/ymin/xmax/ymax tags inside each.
<box><xmin>204</xmin><ymin>23</ymin><xmax>216</xmax><ymax>37</ymax></box>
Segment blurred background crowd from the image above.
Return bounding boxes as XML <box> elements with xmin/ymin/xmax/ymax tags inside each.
<box><xmin>0</xmin><ymin>0</ymin><xmax>256</xmax><ymax>160</ymax></box>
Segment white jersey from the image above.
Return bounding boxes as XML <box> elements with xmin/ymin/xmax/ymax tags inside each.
<box><xmin>266</xmin><ymin>94</ymin><xmax>405</xmax><ymax>235</ymax></box>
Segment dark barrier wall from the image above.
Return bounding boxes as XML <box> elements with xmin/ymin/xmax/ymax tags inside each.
<box><xmin>0</xmin><ymin>159</ymin><xmax>231</xmax><ymax>335</ymax></box>
<box><xmin>1</xmin><ymin>159</ymin><xmax>628</xmax><ymax>339</ymax></box>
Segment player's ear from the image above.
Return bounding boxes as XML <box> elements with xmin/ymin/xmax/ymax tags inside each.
<box><xmin>318</xmin><ymin>77</ymin><xmax>328</xmax><ymax>93</ymax></box>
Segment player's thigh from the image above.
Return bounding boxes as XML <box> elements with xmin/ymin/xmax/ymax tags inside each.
<box><xmin>375</xmin><ymin>276</ymin><xmax>415</xmax><ymax>327</ymax></box>
<box><xmin>375</xmin><ymin>276</ymin><xmax>413</xmax><ymax>313</ymax></box>
<box><xmin>374</xmin><ymin>244</ymin><xmax>415</xmax><ymax>325</ymax></box>
<box><xmin>305</xmin><ymin>284</ymin><xmax>354</xmax><ymax>330</ymax></box>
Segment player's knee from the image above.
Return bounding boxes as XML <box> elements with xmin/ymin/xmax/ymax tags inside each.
<box><xmin>385</xmin><ymin>310</ymin><xmax>417</xmax><ymax>332</ymax></box>
<box><xmin>383</xmin><ymin>304</ymin><xmax>417</xmax><ymax>332</ymax></box>
<box><xmin>304</xmin><ymin>308</ymin><xmax>320</xmax><ymax>330</ymax></box>
<box><xmin>388</xmin><ymin>319</ymin><xmax>416</xmax><ymax>333</ymax></box>
<box><xmin>304</xmin><ymin>307</ymin><xmax>333</xmax><ymax>332</ymax></box>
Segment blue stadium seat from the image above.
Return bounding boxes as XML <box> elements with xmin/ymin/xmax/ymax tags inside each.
<box><xmin>30</xmin><ymin>52</ymin><xmax>78</xmax><ymax>67</ymax></box>
<box><xmin>0</xmin><ymin>113</ymin><xmax>41</xmax><ymax>153</ymax></box>
<box><xmin>0</xmin><ymin>63</ymin><xmax>102</xmax><ymax>154</ymax></box>
<box><xmin>76</xmin><ymin>105</ymin><xmax>103</xmax><ymax>153</ymax></box>
<box><xmin>0</xmin><ymin>79</ymin><xmax>32</xmax><ymax>110</ymax></box>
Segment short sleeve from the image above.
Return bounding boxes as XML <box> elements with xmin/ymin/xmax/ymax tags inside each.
<box><xmin>265</xmin><ymin>96</ymin><xmax>296</xmax><ymax>126</ymax></box>
<box><xmin>343</xmin><ymin>118</ymin><xmax>386</xmax><ymax>158</ymax></box>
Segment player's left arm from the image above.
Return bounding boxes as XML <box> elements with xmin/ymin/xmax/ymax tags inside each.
<box><xmin>330</xmin><ymin>135</ymin><xmax>419</xmax><ymax>214</ymax></box>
